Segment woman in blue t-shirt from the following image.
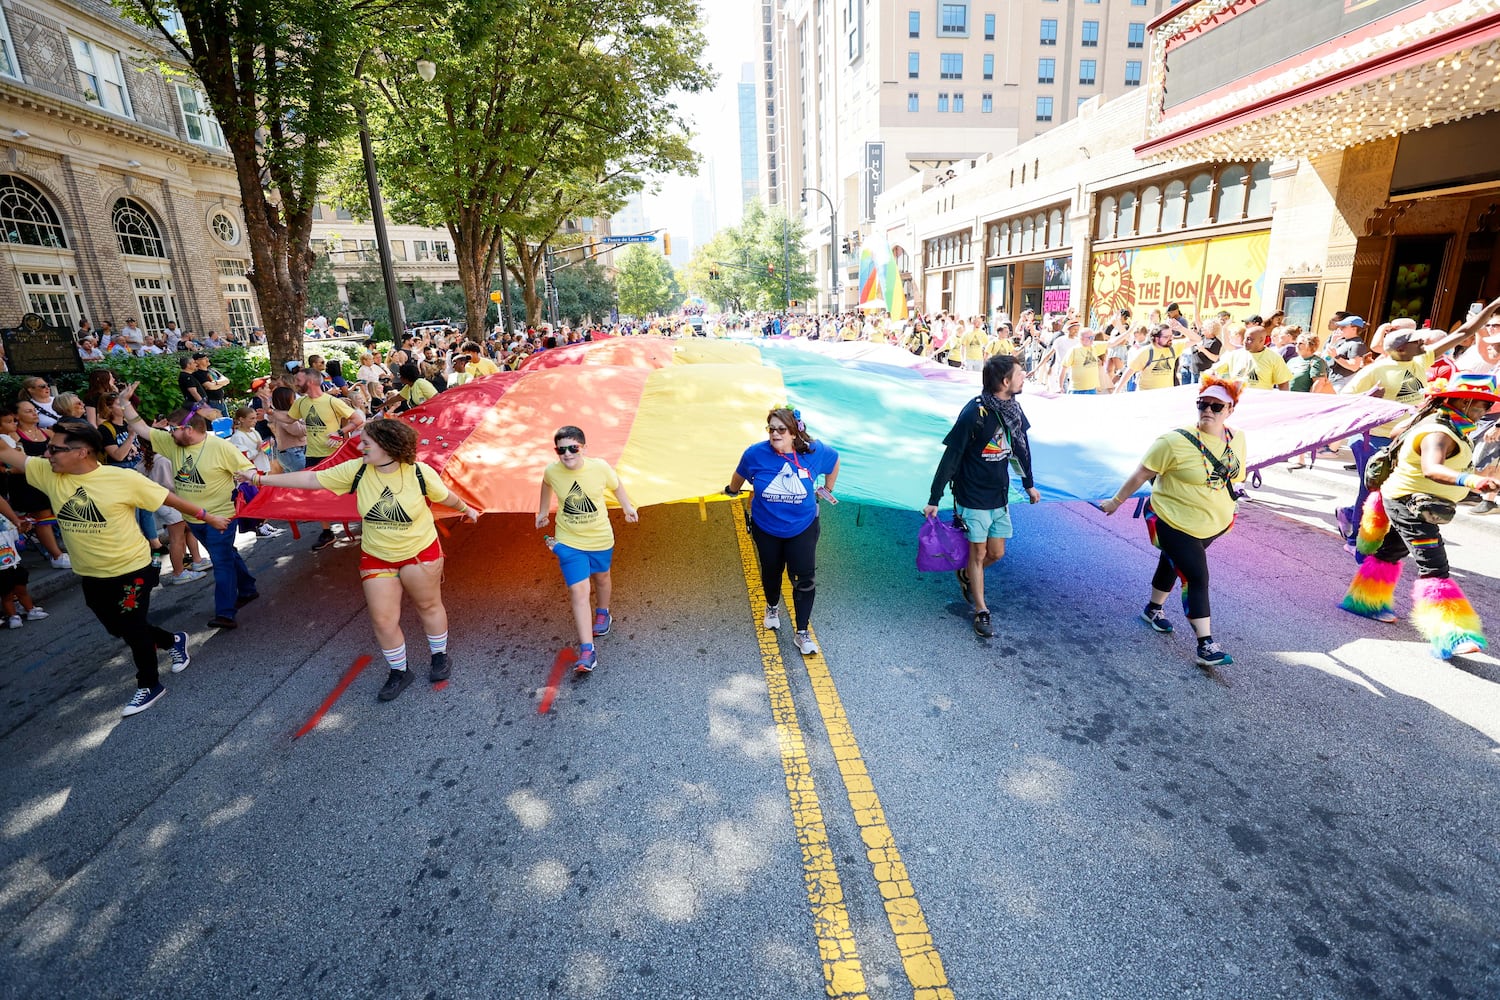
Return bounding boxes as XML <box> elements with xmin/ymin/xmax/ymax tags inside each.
<box><xmin>726</xmin><ymin>407</ymin><xmax>840</xmax><ymax>656</ymax></box>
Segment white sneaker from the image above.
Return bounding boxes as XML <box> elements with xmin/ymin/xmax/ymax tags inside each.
<box><xmin>49</xmin><ymin>553</ymin><xmax>71</xmax><ymax>569</ymax></box>
<box><xmin>795</xmin><ymin>630</ymin><xmax>818</xmax><ymax>656</ymax></box>
<box><xmin>254</xmin><ymin>524</ymin><xmax>283</xmax><ymax>537</ymax></box>
<box><xmin>166</xmin><ymin>569</ymin><xmax>207</xmax><ymax>585</ymax></box>
<box><xmin>763</xmin><ymin>604</ymin><xmax>780</xmax><ymax>630</ymax></box>
<box><xmin>24</xmin><ymin>607</ymin><xmax>47</xmax><ymax>620</ymax></box>
<box><xmin>190</xmin><ymin>559</ymin><xmax>212</xmax><ymax>572</ymax></box>
<box><xmin>5</xmin><ymin>615</ymin><xmax>20</xmax><ymax>629</ymax></box>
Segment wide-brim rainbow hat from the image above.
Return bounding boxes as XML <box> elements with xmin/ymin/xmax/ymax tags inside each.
<box><xmin>1428</xmin><ymin>372</ymin><xmax>1500</xmax><ymax>404</ymax></box>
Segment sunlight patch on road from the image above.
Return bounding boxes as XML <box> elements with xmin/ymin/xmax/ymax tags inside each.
<box><xmin>1266</xmin><ymin>651</ymin><xmax>1385</xmax><ymax>697</ymax></box>
<box><xmin>1327</xmin><ymin>637</ymin><xmax>1500</xmax><ymax>746</ymax></box>
<box><xmin>506</xmin><ymin>789</ymin><xmax>554</xmax><ymax>830</ymax></box>
<box><xmin>1001</xmin><ymin>756</ymin><xmax>1072</xmax><ymax>804</ymax></box>
<box><xmin>145</xmin><ymin>820</ymin><xmax>179</xmax><ymax>850</ymax></box>
<box><xmin>3</xmin><ymin>787</ymin><xmax>70</xmax><ymax>838</ymax></box>
<box><xmin>203</xmin><ymin>794</ymin><xmax>254</xmax><ymax>829</ymax></box>
<box><xmin>561</xmin><ymin>950</ymin><xmax>613</xmax><ymax>997</ymax></box>
<box><xmin>525</xmin><ymin>859</ymin><xmax>571</xmax><ymax>901</ymax></box>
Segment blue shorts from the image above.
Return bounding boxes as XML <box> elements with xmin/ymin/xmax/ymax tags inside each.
<box><xmin>956</xmin><ymin>504</ymin><xmax>1013</xmax><ymax>542</ymax></box>
<box><xmin>554</xmin><ymin>542</ymin><xmax>613</xmax><ymax>587</ymax></box>
<box><xmin>1070</xmin><ymin>388</ymin><xmax>1097</xmax><ymax>395</ymax></box>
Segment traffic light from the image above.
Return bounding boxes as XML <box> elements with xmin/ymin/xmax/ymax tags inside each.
<box><xmin>767</xmin><ymin>262</ymin><xmax>776</xmax><ymax>275</ymax></box>
<box><xmin>662</xmin><ymin>232</ymin><xmax>671</xmax><ymax>255</ymax></box>
<box><xmin>840</xmin><ymin>238</ymin><xmax>851</xmax><ymax>256</ymax></box>
<box><xmin>709</xmin><ymin>268</ymin><xmax>720</xmax><ymax>281</ymax></box>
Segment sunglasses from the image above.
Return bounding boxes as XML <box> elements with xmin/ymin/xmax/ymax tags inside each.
<box><xmin>1195</xmin><ymin>399</ymin><xmax>1227</xmax><ymax>413</ymax></box>
<box><xmin>44</xmin><ymin>445</ymin><xmax>82</xmax><ymax>455</ymax></box>
<box><xmin>767</xmin><ymin>425</ymin><xmax>790</xmax><ymax>435</ymax></box>
<box><xmin>555</xmin><ymin>444</ymin><xmax>581</xmax><ymax>455</ymax></box>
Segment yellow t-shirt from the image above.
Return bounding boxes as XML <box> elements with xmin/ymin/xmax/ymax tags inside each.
<box><xmin>1066</xmin><ymin>342</ymin><xmax>1108</xmax><ymax>391</ymax></box>
<box><xmin>149</xmin><ymin>429</ymin><xmax>252</xmax><ymax>522</ymax></box>
<box><xmin>25</xmin><ymin>459</ymin><xmax>167</xmax><ymax>577</ymax></box>
<box><xmin>468</xmin><ymin>356</ymin><xmax>500</xmax><ymax>377</ymax></box>
<box><xmin>1142</xmin><ymin>427</ymin><xmax>1247</xmax><ymax>539</ymax></box>
<box><xmin>1213</xmin><ymin>348</ymin><xmax>1293</xmax><ymax>390</ymax></box>
<box><xmin>290</xmin><ymin>394</ymin><xmax>356</xmax><ymax>459</ymax></box>
<box><xmin>315</xmin><ymin>459</ymin><xmax>450</xmax><ymax>561</ymax></box>
<box><xmin>989</xmin><ymin>337</ymin><xmax>1016</xmax><ymax>357</ymax></box>
<box><xmin>1127</xmin><ymin>341</ymin><xmax>1185</xmax><ymax>390</ymax></box>
<box><xmin>959</xmin><ymin>329</ymin><xmax>989</xmax><ymax>362</ymax></box>
<box><xmin>400</xmin><ymin>379</ymin><xmax>438</xmax><ymax>408</ymax></box>
<box><xmin>1341</xmin><ymin>350</ymin><xmax>1436</xmax><ymax>438</ymax></box>
<box><xmin>1383</xmin><ymin>419</ymin><xmax>1472</xmax><ymax>503</ymax></box>
<box><xmin>544</xmin><ymin>457</ymin><xmax>620</xmax><ymax>552</ymax></box>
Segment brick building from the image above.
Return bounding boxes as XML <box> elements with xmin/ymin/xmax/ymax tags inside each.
<box><xmin>0</xmin><ymin>0</ymin><xmax>256</xmax><ymax>342</ymax></box>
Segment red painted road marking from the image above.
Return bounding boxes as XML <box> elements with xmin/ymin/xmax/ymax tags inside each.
<box><xmin>537</xmin><ymin>648</ymin><xmax>573</xmax><ymax>715</ymax></box>
<box><xmin>293</xmin><ymin>655</ymin><xmax>373</xmax><ymax>740</ymax></box>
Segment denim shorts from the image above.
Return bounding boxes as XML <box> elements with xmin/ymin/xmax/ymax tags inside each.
<box><xmin>275</xmin><ymin>445</ymin><xmax>307</xmax><ymax>471</ymax></box>
<box><xmin>553</xmin><ymin>542</ymin><xmax>613</xmax><ymax>586</ymax></box>
<box><xmin>956</xmin><ymin>503</ymin><xmax>1013</xmax><ymax>542</ymax></box>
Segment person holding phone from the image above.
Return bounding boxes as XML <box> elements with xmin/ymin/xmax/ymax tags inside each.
<box><xmin>727</xmin><ymin>407</ymin><xmax>840</xmax><ymax>656</ymax></box>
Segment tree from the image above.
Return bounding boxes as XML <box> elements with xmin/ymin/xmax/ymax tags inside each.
<box><xmin>615</xmin><ymin>245</ymin><xmax>680</xmax><ymax>318</ymax></box>
<box><xmin>119</xmin><ymin>0</ymin><xmax>390</xmax><ymax>368</ymax></box>
<box><xmin>680</xmin><ymin>204</ymin><xmax>817</xmax><ymax>312</ymax></box>
<box><xmin>348</xmin><ymin>0</ymin><xmax>709</xmax><ymax>333</ymax></box>
<box><xmin>553</xmin><ymin>260</ymin><xmax>615</xmax><ymax>326</ymax></box>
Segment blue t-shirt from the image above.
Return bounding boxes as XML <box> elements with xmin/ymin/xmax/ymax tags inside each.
<box><xmin>736</xmin><ymin>440</ymin><xmax>839</xmax><ymax>538</ymax></box>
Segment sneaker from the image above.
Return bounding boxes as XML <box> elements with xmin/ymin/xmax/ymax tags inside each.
<box><xmin>311</xmin><ymin>529</ymin><xmax>337</xmax><ymax>552</ymax></box>
<box><xmin>1450</xmin><ymin>640</ymin><xmax>1483</xmax><ymax>658</ymax></box>
<box><xmin>24</xmin><ymin>607</ymin><xmax>47</xmax><ymax>621</ymax></box>
<box><xmin>49</xmin><ymin>553</ymin><xmax>71</xmax><ymax>569</ymax></box>
<box><xmin>955</xmin><ymin>566</ymin><xmax>972</xmax><ymax>604</ymax></box>
<box><xmin>170</xmin><ymin>631</ymin><xmax>191</xmax><ymax>673</ymax></box>
<box><xmin>1141</xmin><ymin>606</ymin><xmax>1174</xmax><ymax>633</ymax></box>
<box><xmin>122</xmin><ymin>684</ymin><xmax>166</xmax><ymax>717</ymax></box>
<box><xmin>255</xmin><ymin>524</ymin><xmax>283</xmax><ymax>537</ymax></box>
<box><xmin>573</xmin><ymin>648</ymin><xmax>597</xmax><ymax>675</ymax></box>
<box><xmin>1196</xmin><ymin>640</ymin><xmax>1233</xmax><ymax>669</ymax></box>
<box><xmin>795</xmin><ymin>630</ymin><xmax>818</xmax><ymax>656</ymax></box>
<box><xmin>165</xmin><ymin>569</ymin><xmax>207</xmax><ymax>586</ymax></box>
<box><xmin>1472</xmin><ymin>500</ymin><xmax>1498</xmax><ymax>515</ymax></box>
<box><xmin>972</xmin><ymin>610</ymin><xmax>995</xmax><ymax>638</ymax></box>
<box><xmin>429</xmin><ymin>652</ymin><xmax>451</xmax><ymax>682</ymax></box>
<box><xmin>763</xmin><ymin>603</ymin><xmax>781</xmax><ymax>630</ymax></box>
<box><xmin>592</xmin><ymin>609</ymin><xmax>612</xmax><ymax>637</ymax></box>
<box><xmin>1341</xmin><ymin>603</ymin><xmax>1397</xmax><ymax>624</ymax></box>
<box><xmin>1335</xmin><ymin>506</ymin><xmax>1355</xmax><ymax>541</ymax></box>
<box><xmin>190</xmin><ymin>559</ymin><xmax>212</xmax><ymax>572</ymax></box>
<box><xmin>378</xmin><ymin>668</ymin><xmax>414</xmax><ymax>701</ymax></box>
<box><xmin>5</xmin><ymin>615</ymin><xmax>19</xmax><ymax>629</ymax></box>
<box><xmin>207</xmin><ymin>615</ymin><xmax>238</xmax><ymax>629</ymax></box>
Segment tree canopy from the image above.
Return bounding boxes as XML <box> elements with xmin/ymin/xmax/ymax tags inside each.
<box><xmin>682</xmin><ymin>203</ymin><xmax>818</xmax><ymax>312</ymax></box>
<box><xmin>614</xmin><ymin>245</ymin><xmax>681</xmax><ymax>318</ymax></box>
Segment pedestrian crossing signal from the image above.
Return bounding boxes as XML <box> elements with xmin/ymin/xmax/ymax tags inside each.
<box><xmin>709</xmin><ymin>268</ymin><xmax>720</xmax><ymax>280</ymax></box>
<box><xmin>662</xmin><ymin>233</ymin><xmax>672</xmax><ymax>255</ymax></box>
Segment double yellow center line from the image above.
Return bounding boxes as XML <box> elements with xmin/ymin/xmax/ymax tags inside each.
<box><xmin>732</xmin><ymin>508</ymin><xmax>954</xmax><ymax>1000</ymax></box>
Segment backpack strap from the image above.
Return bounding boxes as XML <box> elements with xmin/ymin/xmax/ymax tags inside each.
<box><xmin>346</xmin><ymin>463</ymin><xmax>366</xmax><ymax>495</ymax></box>
<box><xmin>415</xmin><ymin>463</ymin><xmax>427</xmax><ymax>497</ymax></box>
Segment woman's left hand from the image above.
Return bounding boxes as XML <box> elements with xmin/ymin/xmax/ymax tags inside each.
<box><xmin>623</xmin><ymin>506</ymin><xmax>639</xmax><ymax>523</ymax></box>
<box><xmin>461</xmin><ymin>506</ymin><xmax>480</xmax><ymax>523</ymax></box>
<box><xmin>1099</xmin><ymin>497</ymin><xmax>1122</xmax><ymax>516</ymax></box>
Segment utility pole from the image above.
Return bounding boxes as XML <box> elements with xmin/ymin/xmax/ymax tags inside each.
<box><xmin>782</xmin><ymin>215</ymin><xmax>791</xmax><ymax>314</ymax></box>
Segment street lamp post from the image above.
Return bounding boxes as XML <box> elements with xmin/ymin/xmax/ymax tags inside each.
<box><xmin>352</xmin><ymin>51</ymin><xmax>405</xmax><ymax>340</ymax></box>
<box><xmin>801</xmin><ymin>186</ymin><xmax>839</xmax><ymax>312</ymax></box>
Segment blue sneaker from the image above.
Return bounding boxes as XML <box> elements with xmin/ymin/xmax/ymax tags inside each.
<box><xmin>169</xmin><ymin>631</ymin><xmax>191</xmax><ymax>673</ymax></box>
<box><xmin>592</xmin><ymin>609</ymin><xmax>611</xmax><ymax>637</ymax></box>
<box><xmin>573</xmin><ymin>647</ymin><xmax>597</xmax><ymax>675</ymax></box>
<box><xmin>122</xmin><ymin>685</ymin><xmax>166</xmax><ymax>717</ymax></box>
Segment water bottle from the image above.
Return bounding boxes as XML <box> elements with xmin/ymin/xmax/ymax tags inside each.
<box><xmin>543</xmin><ymin>534</ymin><xmax>556</xmax><ymax>551</ymax></box>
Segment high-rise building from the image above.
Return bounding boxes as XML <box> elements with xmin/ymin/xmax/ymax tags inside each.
<box><xmin>738</xmin><ymin>64</ymin><xmax>760</xmax><ymax>209</ymax></box>
<box><xmin>765</xmin><ymin>0</ymin><xmax>1174</xmax><ymax>310</ymax></box>
<box><xmin>758</xmin><ymin>0</ymin><xmax>782</xmax><ymax>208</ymax></box>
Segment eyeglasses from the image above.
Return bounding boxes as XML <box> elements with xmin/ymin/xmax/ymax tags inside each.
<box><xmin>43</xmin><ymin>445</ymin><xmax>82</xmax><ymax>455</ymax></box>
<box><xmin>767</xmin><ymin>425</ymin><xmax>790</xmax><ymax>435</ymax></box>
<box><xmin>1195</xmin><ymin>399</ymin><xmax>1227</xmax><ymax>413</ymax></box>
<box><xmin>555</xmin><ymin>444</ymin><xmax>581</xmax><ymax>455</ymax></box>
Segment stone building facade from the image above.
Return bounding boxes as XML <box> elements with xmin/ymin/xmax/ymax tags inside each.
<box><xmin>0</xmin><ymin>0</ymin><xmax>257</xmax><ymax>341</ymax></box>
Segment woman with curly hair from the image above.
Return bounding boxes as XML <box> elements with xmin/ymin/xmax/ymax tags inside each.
<box><xmin>239</xmin><ymin>418</ymin><xmax>477</xmax><ymax>702</ymax></box>
<box><xmin>1340</xmin><ymin>373</ymin><xmax>1500</xmax><ymax>659</ymax></box>
<box><xmin>1100</xmin><ymin>375</ymin><xmax>1247</xmax><ymax>669</ymax></box>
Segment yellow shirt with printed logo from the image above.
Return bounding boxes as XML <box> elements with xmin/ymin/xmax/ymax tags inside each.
<box><xmin>148</xmin><ymin>429</ymin><xmax>252</xmax><ymax>522</ymax></box>
<box><xmin>290</xmin><ymin>394</ymin><xmax>356</xmax><ymax>459</ymax></box>
<box><xmin>1212</xmin><ymin>347</ymin><xmax>1294</xmax><ymax>390</ymax></box>
<box><xmin>1066</xmin><ymin>342</ymin><xmax>1108</xmax><ymax>391</ymax></box>
<box><xmin>25</xmin><ymin>459</ymin><xmax>167</xmax><ymax>577</ymax></box>
<box><xmin>1142</xmin><ymin>427</ymin><xmax>1247</xmax><ymax>539</ymax></box>
<box><xmin>1341</xmin><ymin>349</ymin><xmax>1436</xmax><ymax>438</ymax></box>
<box><xmin>315</xmin><ymin>459</ymin><xmax>450</xmax><ymax>561</ymax></box>
<box><xmin>543</xmin><ymin>457</ymin><xmax>620</xmax><ymax>552</ymax></box>
<box><xmin>1127</xmin><ymin>340</ymin><xmax>1185</xmax><ymax>390</ymax></box>
<box><xmin>468</xmin><ymin>356</ymin><xmax>500</xmax><ymax>377</ymax></box>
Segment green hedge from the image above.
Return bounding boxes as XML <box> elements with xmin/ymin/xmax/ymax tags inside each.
<box><xmin>1</xmin><ymin>347</ymin><xmax>270</xmax><ymax>421</ymax></box>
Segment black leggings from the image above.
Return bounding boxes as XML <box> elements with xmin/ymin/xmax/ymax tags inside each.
<box><xmin>1151</xmin><ymin>516</ymin><xmax>1223</xmax><ymax>621</ymax></box>
<box><xmin>79</xmin><ymin>564</ymin><xmax>175</xmax><ymax>689</ymax></box>
<box><xmin>750</xmin><ymin>518</ymin><xmax>820</xmax><ymax>630</ymax></box>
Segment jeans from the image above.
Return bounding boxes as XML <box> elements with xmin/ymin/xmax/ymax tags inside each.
<box><xmin>1345</xmin><ymin>434</ymin><xmax>1391</xmax><ymax>532</ymax></box>
<box><xmin>188</xmin><ymin>521</ymin><xmax>256</xmax><ymax>619</ymax></box>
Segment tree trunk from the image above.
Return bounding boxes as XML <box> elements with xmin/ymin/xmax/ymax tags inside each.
<box><xmin>227</xmin><ymin>137</ymin><xmax>306</xmax><ymax>371</ymax></box>
<box><xmin>511</xmin><ymin>238</ymin><xmax>545</xmax><ymax>328</ymax></box>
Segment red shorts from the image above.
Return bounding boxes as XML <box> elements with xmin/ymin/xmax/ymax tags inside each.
<box><xmin>358</xmin><ymin>537</ymin><xmax>443</xmax><ymax>580</ymax></box>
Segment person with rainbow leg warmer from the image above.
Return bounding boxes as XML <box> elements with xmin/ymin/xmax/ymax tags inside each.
<box><xmin>1340</xmin><ymin>372</ymin><xmax>1500</xmax><ymax>659</ymax></box>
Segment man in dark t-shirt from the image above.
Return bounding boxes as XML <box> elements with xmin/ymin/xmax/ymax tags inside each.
<box><xmin>177</xmin><ymin>355</ymin><xmax>205</xmax><ymax>410</ymax></box>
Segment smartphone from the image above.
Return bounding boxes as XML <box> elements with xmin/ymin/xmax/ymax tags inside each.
<box><xmin>815</xmin><ymin>485</ymin><xmax>838</xmax><ymax>504</ymax></box>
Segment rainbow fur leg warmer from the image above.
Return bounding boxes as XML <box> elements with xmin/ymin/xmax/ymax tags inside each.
<box><xmin>1341</xmin><ymin>556</ymin><xmax>1401</xmax><ymax>618</ymax></box>
<box><xmin>1411</xmin><ymin>576</ymin><xmax>1487</xmax><ymax>660</ymax></box>
<box><xmin>1356</xmin><ymin>491</ymin><xmax>1391</xmax><ymax>557</ymax></box>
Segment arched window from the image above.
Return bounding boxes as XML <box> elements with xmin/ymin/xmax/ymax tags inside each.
<box><xmin>1139</xmin><ymin>186</ymin><xmax>1162</xmax><ymax>235</ymax></box>
<box><xmin>1097</xmin><ymin>196</ymin><xmax>1117</xmax><ymax>240</ymax></box>
<box><xmin>1163</xmin><ymin>180</ymin><xmax>1187</xmax><ymax>230</ymax></box>
<box><xmin>1217</xmin><ymin>166</ymin><xmax>1248</xmax><ymax>222</ymax></box>
<box><xmin>1000</xmin><ymin>222</ymin><xmax>1011</xmax><ymax>255</ymax></box>
<box><xmin>112</xmin><ymin>198</ymin><xmax>166</xmax><ymax>257</ymax></box>
<box><xmin>1022</xmin><ymin>217</ymin><xmax>1035</xmax><ymax>254</ymax></box>
<box><xmin>1185</xmin><ymin>173</ymin><xmax>1213</xmax><ymax>227</ymax></box>
<box><xmin>0</xmin><ymin>176</ymin><xmax>68</xmax><ymax>248</ymax></box>
<box><xmin>1035</xmin><ymin>213</ymin><xmax>1047</xmax><ymax>250</ymax></box>
<box><xmin>1048</xmin><ymin>209</ymin><xmax>1064</xmax><ymax>248</ymax></box>
<box><xmin>1117</xmin><ymin>191</ymin><xmax>1137</xmax><ymax>238</ymax></box>
<box><xmin>1246</xmin><ymin>161</ymin><xmax>1273</xmax><ymax>218</ymax></box>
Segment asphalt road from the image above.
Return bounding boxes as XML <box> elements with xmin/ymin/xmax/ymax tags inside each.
<box><xmin>1</xmin><ymin>458</ymin><xmax>1497</xmax><ymax>1000</ymax></box>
